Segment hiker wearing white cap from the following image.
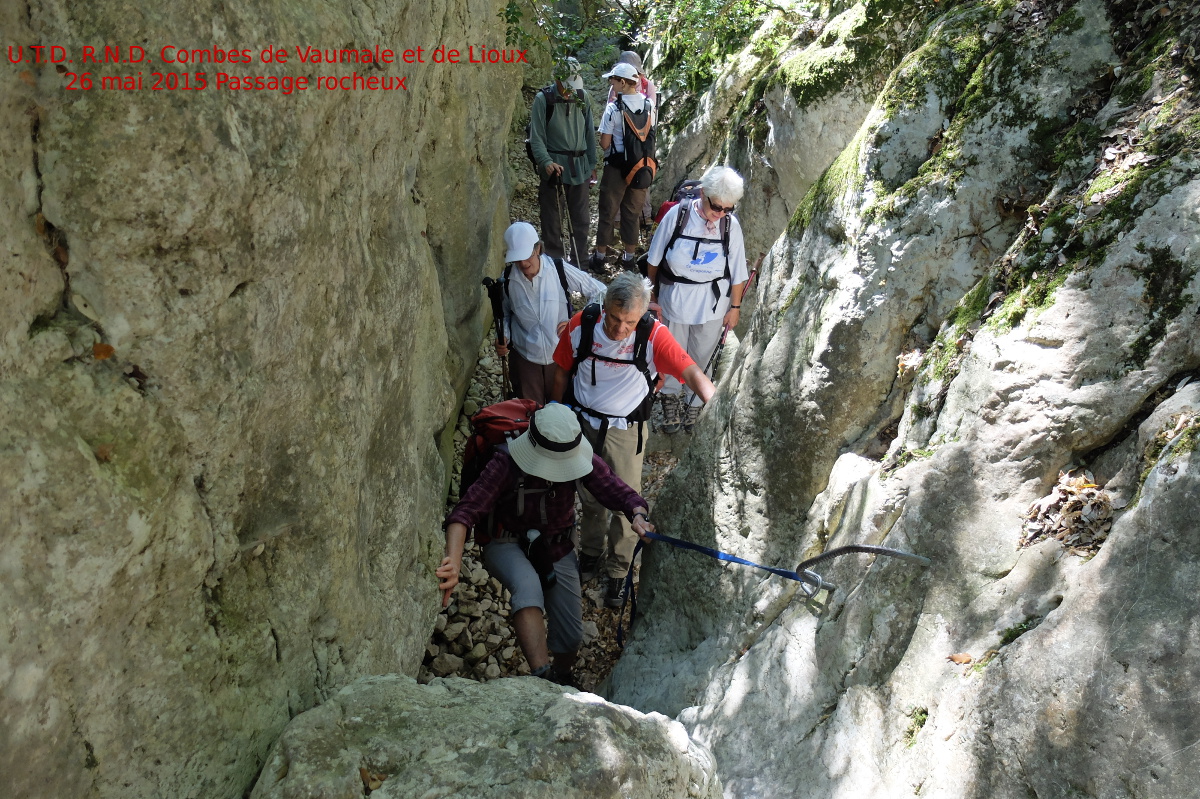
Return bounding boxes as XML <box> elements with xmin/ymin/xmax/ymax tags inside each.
<box><xmin>527</xmin><ymin>58</ymin><xmax>597</xmax><ymax>266</ymax></box>
<box><xmin>606</xmin><ymin>50</ymin><xmax>656</xmax><ymax>109</ymax></box>
<box><xmin>497</xmin><ymin>222</ymin><xmax>606</xmax><ymax>404</ymax></box>
<box><xmin>551</xmin><ymin>272</ymin><xmax>715</xmax><ymax>608</ymax></box>
<box><xmin>439</xmin><ymin>403</ymin><xmax>654</xmax><ymax>686</ymax></box>
<box><xmin>589</xmin><ymin>60</ymin><xmax>657</xmax><ymax>274</ymax></box>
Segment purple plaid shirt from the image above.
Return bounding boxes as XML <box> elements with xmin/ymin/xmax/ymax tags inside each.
<box><xmin>446</xmin><ymin>451</ymin><xmax>646</xmax><ymax>560</ymax></box>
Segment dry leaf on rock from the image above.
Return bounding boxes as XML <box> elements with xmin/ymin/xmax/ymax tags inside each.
<box><xmin>947</xmin><ymin>653</ymin><xmax>973</xmax><ymax>665</ymax></box>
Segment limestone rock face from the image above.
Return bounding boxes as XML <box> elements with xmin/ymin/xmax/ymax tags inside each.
<box><xmin>249</xmin><ymin>675</ymin><xmax>721</xmax><ymax>799</ymax></box>
<box><xmin>615</xmin><ymin>0</ymin><xmax>1200</xmax><ymax>796</ymax></box>
<box><xmin>1</xmin><ymin>1</ymin><xmax>516</xmax><ymax>798</ymax></box>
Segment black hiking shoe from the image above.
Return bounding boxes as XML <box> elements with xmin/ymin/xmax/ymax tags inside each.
<box><xmin>578</xmin><ymin>553</ymin><xmax>602</xmax><ymax>583</ymax></box>
<box><xmin>604</xmin><ymin>576</ymin><xmax>628</xmax><ymax>609</ymax></box>
<box><xmin>588</xmin><ymin>251</ymin><xmax>608</xmax><ymax>275</ymax></box>
<box><xmin>549</xmin><ymin>667</ymin><xmax>580</xmax><ymax>689</ymax></box>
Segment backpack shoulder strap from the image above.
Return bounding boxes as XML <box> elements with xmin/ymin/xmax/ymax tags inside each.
<box><xmin>633</xmin><ymin>313</ymin><xmax>656</xmax><ymax>389</ymax></box>
<box><xmin>553</xmin><ymin>257</ymin><xmax>571</xmax><ymax>317</ymax></box>
<box><xmin>573</xmin><ymin>302</ymin><xmax>602</xmax><ymax>373</ymax></box>
<box><xmin>664</xmin><ymin>201</ymin><xmax>690</xmax><ymax>259</ymax></box>
<box><xmin>503</xmin><ymin>262</ymin><xmax>513</xmax><ymax>301</ymax></box>
<box><xmin>541</xmin><ymin>85</ymin><xmax>557</xmax><ymax>124</ymax></box>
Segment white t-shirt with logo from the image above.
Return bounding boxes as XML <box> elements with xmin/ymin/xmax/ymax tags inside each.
<box><xmin>646</xmin><ymin>199</ymin><xmax>748</xmax><ymax>325</ymax></box>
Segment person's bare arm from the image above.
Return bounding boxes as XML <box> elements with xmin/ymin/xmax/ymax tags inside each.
<box><xmin>551</xmin><ymin>365</ymin><xmax>569</xmax><ymax>402</ymax></box>
<box><xmin>681</xmin><ymin>364</ymin><xmax>716</xmax><ymax>404</ymax></box>
<box><xmin>436</xmin><ymin>523</ymin><xmax>468</xmax><ymax>607</ymax></box>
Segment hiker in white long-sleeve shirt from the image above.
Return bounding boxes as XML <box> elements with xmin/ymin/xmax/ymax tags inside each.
<box><xmin>496</xmin><ymin>221</ymin><xmax>607</xmax><ymax>403</ymax></box>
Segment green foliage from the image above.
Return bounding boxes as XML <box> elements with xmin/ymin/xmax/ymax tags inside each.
<box><xmin>498</xmin><ymin>0</ymin><xmax>624</xmax><ymax>67</ymax></box>
<box><xmin>904</xmin><ymin>707</ymin><xmax>928</xmax><ymax>747</ymax></box>
<box><xmin>650</xmin><ymin>0</ymin><xmax>778</xmax><ymax>100</ymax></box>
<box><xmin>999</xmin><ymin>616</ymin><xmax>1040</xmax><ymax>646</ymax></box>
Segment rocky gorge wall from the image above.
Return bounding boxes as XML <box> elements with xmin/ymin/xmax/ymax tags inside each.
<box><xmin>616</xmin><ymin>0</ymin><xmax>1200</xmax><ymax>796</ymax></box>
<box><xmin>1</xmin><ymin>1</ymin><xmax>518</xmax><ymax>797</ymax></box>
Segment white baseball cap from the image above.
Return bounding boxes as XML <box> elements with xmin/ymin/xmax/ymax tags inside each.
<box><xmin>603</xmin><ymin>62</ymin><xmax>638</xmax><ymax>81</ymax></box>
<box><xmin>504</xmin><ymin>221</ymin><xmax>539</xmax><ymax>262</ymax></box>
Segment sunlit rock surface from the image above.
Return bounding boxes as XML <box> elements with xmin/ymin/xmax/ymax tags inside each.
<box><xmin>615</xmin><ymin>0</ymin><xmax>1200</xmax><ymax>796</ymax></box>
<box><xmin>250</xmin><ymin>675</ymin><xmax>720</xmax><ymax>799</ymax></box>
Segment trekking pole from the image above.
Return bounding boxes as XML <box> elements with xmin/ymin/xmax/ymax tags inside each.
<box><xmin>481</xmin><ymin>276</ymin><xmax>513</xmax><ymax>398</ymax></box>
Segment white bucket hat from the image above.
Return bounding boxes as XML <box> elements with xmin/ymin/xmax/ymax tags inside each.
<box><xmin>504</xmin><ymin>221</ymin><xmax>539</xmax><ymax>263</ymax></box>
<box><xmin>507</xmin><ymin>404</ymin><xmax>594</xmax><ymax>482</ymax></box>
<box><xmin>602</xmin><ymin>62</ymin><xmax>638</xmax><ymax>81</ymax></box>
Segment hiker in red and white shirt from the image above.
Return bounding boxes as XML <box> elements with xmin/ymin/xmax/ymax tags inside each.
<box><xmin>551</xmin><ymin>271</ymin><xmax>715</xmax><ymax>608</ymax></box>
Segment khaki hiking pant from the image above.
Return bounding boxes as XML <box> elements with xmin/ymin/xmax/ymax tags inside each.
<box><xmin>578</xmin><ymin>422</ymin><xmax>644</xmax><ymax>578</ymax></box>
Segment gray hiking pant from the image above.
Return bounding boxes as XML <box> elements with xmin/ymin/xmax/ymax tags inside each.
<box><xmin>539</xmin><ymin>178</ymin><xmax>589</xmax><ymax>266</ymax></box>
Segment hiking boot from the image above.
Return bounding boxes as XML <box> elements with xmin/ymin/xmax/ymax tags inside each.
<box><xmin>682</xmin><ymin>403</ymin><xmax>701</xmax><ymax>433</ymax></box>
<box><xmin>619</xmin><ymin>251</ymin><xmax>637</xmax><ymax>271</ymax></box>
<box><xmin>578</xmin><ymin>552</ymin><xmax>602</xmax><ymax>583</ymax></box>
<box><xmin>549</xmin><ymin>667</ymin><xmax>580</xmax><ymax>689</ymax></box>
<box><xmin>588</xmin><ymin>251</ymin><xmax>608</xmax><ymax>275</ymax></box>
<box><xmin>661</xmin><ymin>395</ymin><xmax>682</xmax><ymax>434</ymax></box>
<box><xmin>604</xmin><ymin>576</ymin><xmax>628</xmax><ymax>609</ymax></box>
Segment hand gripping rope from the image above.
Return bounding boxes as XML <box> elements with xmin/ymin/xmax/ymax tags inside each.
<box><xmin>615</xmin><ymin>533</ymin><xmax>932</xmax><ymax>647</ymax></box>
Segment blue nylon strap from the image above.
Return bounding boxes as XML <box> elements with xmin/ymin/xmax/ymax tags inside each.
<box><xmin>642</xmin><ymin>531</ymin><xmax>824</xmax><ymax>584</ymax></box>
<box><xmin>615</xmin><ymin>532</ymin><xmax>830</xmax><ymax>648</ymax></box>
<box><xmin>613</xmin><ymin>534</ymin><xmax>931</xmax><ymax>648</ymax></box>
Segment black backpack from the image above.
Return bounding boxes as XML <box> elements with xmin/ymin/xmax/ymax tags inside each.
<box><xmin>564</xmin><ymin>302</ymin><xmax>658</xmax><ymax>453</ymax></box>
<box><xmin>671</xmin><ymin>178</ymin><xmax>703</xmax><ymax>203</ymax></box>
<box><xmin>608</xmin><ymin>103</ymin><xmax>657</xmax><ymax>190</ymax></box>
<box><xmin>503</xmin><ymin>257</ymin><xmax>572</xmax><ymax>320</ymax></box>
<box><xmin>524</xmin><ymin>84</ymin><xmax>587</xmax><ymax>172</ymax></box>
<box><xmin>654</xmin><ymin>201</ymin><xmax>733</xmax><ymax>312</ymax></box>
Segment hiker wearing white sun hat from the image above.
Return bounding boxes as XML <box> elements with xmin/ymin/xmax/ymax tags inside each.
<box><xmin>438</xmin><ymin>403</ymin><xmax>654</xmax><ymax>686</ymax></box>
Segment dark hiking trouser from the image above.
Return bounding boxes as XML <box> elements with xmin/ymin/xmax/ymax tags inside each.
<box><xmin>510</xmin><ymin>348</ymin><xmax>559</xmax><ymax>406</ymax></box>
<box><xmin>596</xmin><ymin>164</ymin><xmax>648</xmax><ymax>249</ymax></box>
<box><xmin>539</xmin><ymin>178</ymin><xmax>590</xmax><ymax>267</ymax></box>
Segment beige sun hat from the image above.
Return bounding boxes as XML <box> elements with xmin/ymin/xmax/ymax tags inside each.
<box><xmin>507</xmin><ymin>404</ymin><xmax>594</xmax><ymax>482</ymax></box>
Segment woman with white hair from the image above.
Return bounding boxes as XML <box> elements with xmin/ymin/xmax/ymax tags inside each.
<box><xmin>644</xmin><ymin>165</ymin><xmax>749</xmax><ymax>433</ymax></box>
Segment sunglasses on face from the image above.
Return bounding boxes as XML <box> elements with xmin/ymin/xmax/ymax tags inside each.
<box><xmin>706</xmin><ymin>197</ymin><xmax>736</xmax><ymax>214</ymax></box>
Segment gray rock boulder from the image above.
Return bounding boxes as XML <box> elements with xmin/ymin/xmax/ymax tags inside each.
<box><xmin>250</xmin><ymin>675</ymin><xmax>720</xmax><ymax>799</ymax></box>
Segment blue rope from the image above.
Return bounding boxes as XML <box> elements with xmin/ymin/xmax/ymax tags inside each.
<box><xmin>614</xmin><ymin>534</ymin><xmax>932</xmax><ymax>648</ymax></box>
<box><xmin>615</xmin><ymin>532</ymin><xmax>830</xmax><ymax>648</ymax></box>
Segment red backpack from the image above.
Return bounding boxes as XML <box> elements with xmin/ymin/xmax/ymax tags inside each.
<box><xmin>458</xmin><ymin>399</ymin><xmax>541</xmax><ymax>523</ymax></box>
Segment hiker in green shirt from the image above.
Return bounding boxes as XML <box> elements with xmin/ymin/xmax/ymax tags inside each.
<box><xmin>528</xmin><ymin>57</ymin><xmax>597</xmax><ymax>270</ymax></box>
